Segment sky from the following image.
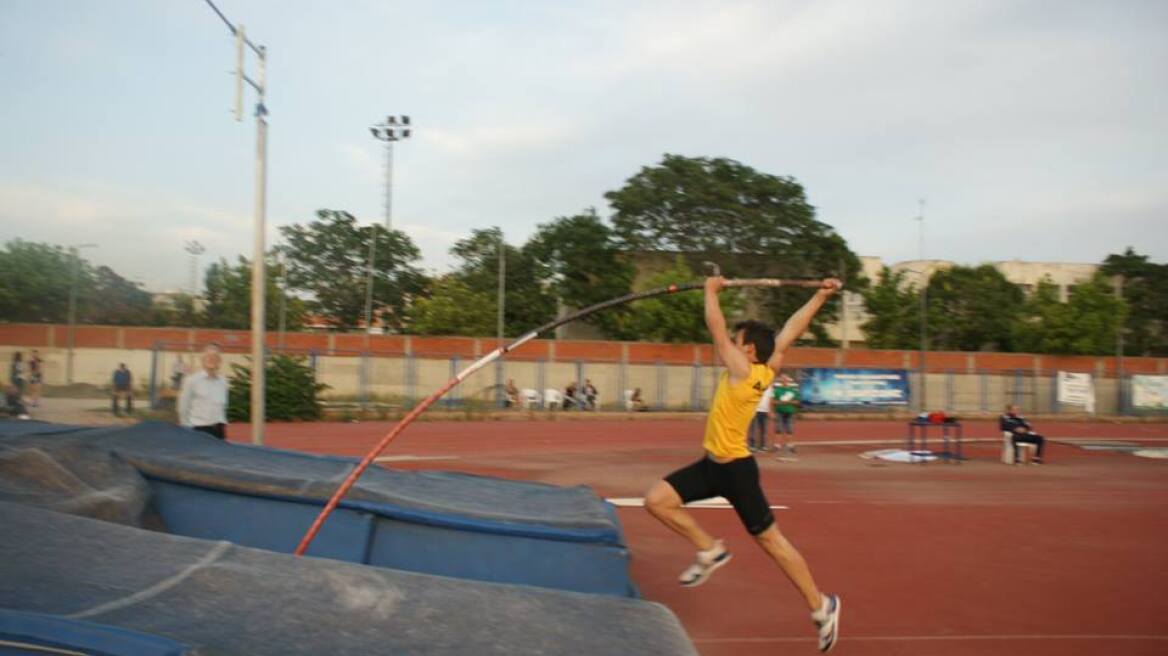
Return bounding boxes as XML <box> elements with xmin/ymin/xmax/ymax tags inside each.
<box><xmin>1</xmin><ymin>0</ymin><xmax>1165</xmax><ymax>293</ymax></box>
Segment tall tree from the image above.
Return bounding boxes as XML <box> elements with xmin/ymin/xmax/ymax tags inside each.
<box><xmin>926</xmin><ymin>265</ymin><xmax>1024</xmax><ymax>351</ymax></box>
<box><xmin>409</xmin><ymin>276</ymin><xmax>497</xmax><ymax>336</ymax></box>
<box><xmin>0</xmin><ymin>240</ymin><xmax>86</xmax><ymax>322</ymax></box>
<box><xmin>525</xmin><ymin>209</ymin><xmax>636</xmax><ymax>338</ymax></box>
<box><xmin>616</xmin><ymin>257</ymin><xmax>745</xmax><ymax>343</ymax></box>
<box><xmin>442</xmin><ymin>227</ymin><xmax>557</xmax><ymax>337</ymax></box>
<box><xmin>1101</xmin><ymin>248</ymin><xmax>1167</xmax><ymax>356</ymax></box>
<box><xmin>1014</xmin><ymin>275</ymin><xmax>1128</xmax><ymax>355</ymax></box>
<box><xmin>202</xmin><ymin>256</ymin><xmax>306</xmax><ymax>330</ymax></box>
<box><xmin>860</xmin><ymin>267</ymin><xmax>922</xmax><ymax>350</ymax></box>
<box><xmin>280</xmin><ymin>209</ymin><xmax>425</xmax><ymax>331</ymax></box>
<box><xmin>603</xmin><ymin>154</ymin><xmax>862</xmax><ymax>343</ymax></box>
<box><xmin>84</xmin><ymin>266</ymin><xmax>155</xmax><ymax>325</ymax></box>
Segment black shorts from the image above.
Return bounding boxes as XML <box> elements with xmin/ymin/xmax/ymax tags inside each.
<box><xmin>665</xmin><ymin>455</ymin><xmax>774</xmax><ymax>535</ymax></box>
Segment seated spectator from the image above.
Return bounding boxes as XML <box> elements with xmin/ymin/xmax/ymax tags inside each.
<box><xmin>563</xmin><ymin>381</ymin><xmax>579</xmax><ymax>410</ymax></box>
<box><xmin>583</xmin><ymin>379</ymin><xmax>598</xmax><ymax>410</ymax></box>
<box><xmin>1000</xmin><ymin>404</ymin><xmax>1046</xmax><ymax>464</ymax></box>
<box><xmin>4</xmin><ymin>383</ymin><xmax>30</xmax><ymax>419</ymax></box>
<box><xmin>629</xmin><ymin>387</ymin><xmax>648</xmax><ymax>412</ymax></box>
<box><xmin>112</xmin><ymin>363</ymin><xmax>133</xmax><ymax>417</ymax></box>
<box><xmin>504</xmin><ymin>378</ymin><xmax>520</xmax><ymax>408</ymax></box>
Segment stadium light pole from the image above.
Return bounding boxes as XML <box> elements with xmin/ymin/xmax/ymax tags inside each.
<box><xmin>364</xmin><ymin>116</ymin><xmax>412</xmax><ymax>332</ymax></box>
<box><xmin>913</xmin><ymin>198</ymin><xmax>927</xmax><ymax>413</ymax></box>
<box><xmin>65</xmin><ymin>243</ymin><xmax>97</xmax><ymax>385</ymax></box>
<box><xmin>184</xmin><ymin>241</ymin><xmax>205</xmax><ymax>297</ymax></box>
<box><xmin>203</xmin><ymin>0</ymin><xmax>268</xmax><ymax>444</ymax></box>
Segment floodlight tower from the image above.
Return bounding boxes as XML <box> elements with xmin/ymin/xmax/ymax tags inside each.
<box><xmin>363</xmin><ymin>116</ymin><xmax>413</xmax><ymax>332</ymax></box>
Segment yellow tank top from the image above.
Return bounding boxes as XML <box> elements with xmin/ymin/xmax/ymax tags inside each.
<box><xmin>702</xmin><ymin>363</ymin><xmax>775</xmax><ymax>460</ymax></box>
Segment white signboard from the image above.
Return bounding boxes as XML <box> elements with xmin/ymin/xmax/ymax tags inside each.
<box><xmin>1132</xmin><ymin>375</ymin><xmax>1168</xmax><ymax>410</ymax></box>
<box><xmin>1057</xmin><ymin>371</ymin><xmax>1095</xmax><ymax>414</ymax></box>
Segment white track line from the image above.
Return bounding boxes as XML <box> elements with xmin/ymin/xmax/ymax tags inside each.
<box><xmin>606</xmin><ymin>496</ymin><xmax>787</xmax><ymax>509</ymax></box>
<box><xmin>693</xmin><ymin>634</ymin><xmax>1168</xmax><ymax>643</ymax></box>
<box><xmin>374</xmin><ymin>455</ymin><xmax>461</xmax><ymax>462</ymax></box>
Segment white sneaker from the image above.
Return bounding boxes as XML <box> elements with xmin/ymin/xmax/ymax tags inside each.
<box><xmin>678</xmin><ymin>539</ymin><xmax>731</xmax><ymax>587</ymax></box>
<box><xmin>812</xmin><ymin>593</ymin><xmax>841</xmax><ymax>653</ymax></box>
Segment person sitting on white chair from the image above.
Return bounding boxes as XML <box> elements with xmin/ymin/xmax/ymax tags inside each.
<box><xmin>1000</xmin><ymin>404</ymin><xmax>1046</xmax><ymax>465</ymax></box>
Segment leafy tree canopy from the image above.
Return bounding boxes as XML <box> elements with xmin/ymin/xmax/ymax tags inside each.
<box><xmin>524</xmin><ymin>209</ymin><xmax>636</xmax><ymax>338</ymax></box>
<box><xmin>1101</xmin><ymin>248</ymin><xmax>1167</xmax><ymax>356</ymax></box>
<box><xmin>860</xmin><ymin>267</ymin><xmax>922</xmax><ymax>350</ymax></box>
<box><xmin>279</xmin><ymin>209</ymin><xmax>425</xmax><ymax>331</ymax></box>
<box><xmin>615</xmin><ymin>257</ymin><xmax>745</xmax><ymax>343</ymax></box>
<box><xmin>202</xmin><ymin>256</ymin><xmax>306</xmax><ymax>331</ymax></box>
<box><xmin>603</xmin><ymin>154</ymin><xmax>861</xmax><ymax>342</ymax></box>
<box><xmin>926</xmin><ymin>265</ymin><xmax>1024</xmax><ymax>352</ymax></box>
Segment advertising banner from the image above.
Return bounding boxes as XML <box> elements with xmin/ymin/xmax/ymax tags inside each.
<box><xmin>1057</xmin><ymin>371</ymin><xmax>1096</xmax><ymax>413</ymax></box>
<box><xmin>799</xmin><ymin>369</ymin><xmax>909</xmax><ymax>407</ymax></box>
<box><xmin>1132</xmin><ymin>375</ymin><xmax>1168</xmax><ymax>410</ymax></box>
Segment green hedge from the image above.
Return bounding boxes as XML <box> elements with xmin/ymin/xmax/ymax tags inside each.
<box><xmin>228</xmin><ymin>354</ymin><xmax>329</xmax><ymax>422</ymax></box>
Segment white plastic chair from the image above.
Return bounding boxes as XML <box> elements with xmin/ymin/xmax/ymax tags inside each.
<box><xmin>543</xmin><ymin>389</ymin><xmax>563</xmax><ymax>408</ymax></box>
<box><xmin>520</xmin><ymin>388</ymin><xmax>540</xmax><ymax>409</ymax></box>
<box><xmin>623</xmin><ymin>390</ymin><xmax>635</xmax><ymax>411</ymax></box>
<box><xmin>1002</xmin><ymin>431</ymin><xmax>1038</xmax><ymax>465</ymax></box>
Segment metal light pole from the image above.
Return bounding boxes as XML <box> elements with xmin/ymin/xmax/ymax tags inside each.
<box><xmin>364</xmin><ymin>116</ymin><xmax>412</xmax><ymax>332</ymax></box>
<box><xmin>184</xmin><ymin>241</ymin><xmax>205</xmax><ymax>297</ymax></box>
<box><xmin>915</xmin><ymin>198</ymin><xmax>927</xmax><ymax>413</ymax></box>
<box><xmin>203</xmin><ymin>0</ymin><xmax>268</xmax><ymax>444</ymax></box>
<box><xmin>65</xmin><ymin>243</ymin><xmax>97</xmax><ymax>385</ymax></box>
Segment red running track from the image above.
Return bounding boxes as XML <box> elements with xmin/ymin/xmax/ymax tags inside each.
<box><xmin>232</xmin><ymin>418</ymin><xmax>1168</xmax><ymax>656</ymax></box>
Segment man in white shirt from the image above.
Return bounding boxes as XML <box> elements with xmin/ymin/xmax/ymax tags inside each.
<box><xmin>177</xmin><ymin>346</ymin><xmax>230</xmax><ymax>440</ymax></box>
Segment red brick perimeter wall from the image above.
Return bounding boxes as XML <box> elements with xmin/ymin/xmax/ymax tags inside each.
<box><xmin>2</xmin><ymin>323</ymin><xmax>1165</xmax><ymax>374</ymax></box>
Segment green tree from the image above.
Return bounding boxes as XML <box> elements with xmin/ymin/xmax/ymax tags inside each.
<box><xmin>228</xmin><ymin>354</ymin><xmax>328</xmax><ymax>422</ymax></box>
<box><xmin>280</xmin><ymin>209</ymin><xmax>425</xmax><ymax>331</ymax></box>
<box><xmin>860</xmin><ymin>267</ymin><xmax>922</xmax><ymax>350</ymax></box>
<box><xmin>202</xmin><ymin>256</ymin><xmax>307</xmax><ymax>330</ymax></box>
<box><xmin>1015</xmin><ymin>275</ymin><xmax>1127</xmax><ymax>355</ymax></box>
<box><xmin>1101</xmin><ymin>248</ymin><xmax>1167</xmax><ymax>356</ymax></box>
<box><xmin>84</xmin><ymin>265</ymin><xmax>154</xmax><ymax>325</ymax></box>
<box><xmin>0</xmin><ymin>240</ymin><xmax>86</xmax><ymax>322</ymax></box>
<box><xmin>409</xmin><ymin>276</ymin><xmax>497</xmax><ymax>336</ymax></box>
<box><xmin>926</xmin><ymin>265</ymin><xmax>1024</xmax><ymax>351</ymax></box>
<box><xmin>603</xmin><ymin>154</ymin><xmax>861</xmax><ymax>343</ymax></box>
<box><xmin>440</xmin><ymin>227</ymin><xmax>557</xmax><ymax>336</ymax></box>
<box><xmin>525</xmin><ymin>209</ymin><xmax>636</xmax><ymax>338</ymax></box>
<box><xmin>615</xmin><ymin>257</ymin><xmax>745</xmax><ymax>343</ymax></box>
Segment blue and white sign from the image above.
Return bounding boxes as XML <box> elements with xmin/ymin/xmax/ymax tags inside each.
<box><xmin>800</xmin><ymin>368</ymin><xmax>910</xmax><ymax>407</ymax></box>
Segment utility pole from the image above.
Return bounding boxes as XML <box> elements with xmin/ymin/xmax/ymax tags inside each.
<box><xmin>65</xmin><ymin>243</ymin><xmax>97</xmax><ymax>384</ymax></box>
<box><xmin>365</xmin><ymin>116</ymin><xmax>412</xmax><ymax>332</ymax></box>
<box><xmin>203</xmin><ymin>0</ymin><xmax>268</xmax><ymax>444</ymax></box>
<box><xmin>916</xmin><ymin>199</ymin><xmax>927</xmax><ymax>413</ymax></box>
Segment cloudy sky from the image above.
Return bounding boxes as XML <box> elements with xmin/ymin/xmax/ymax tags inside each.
<box><xmin>1</xmin><ymin>0</ymin><xmax>1165</xmax><ymax>292</ymax></box>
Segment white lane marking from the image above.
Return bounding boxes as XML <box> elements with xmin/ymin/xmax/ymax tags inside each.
<box><xmin>374</xmin><ymin>455</ymin><xmax>461</xmax><ymax>462</ymax></box>
<box><xmin>606</xmin><ymin>496</ymin><xmax>788</xmax><ymax>509</ymax></box>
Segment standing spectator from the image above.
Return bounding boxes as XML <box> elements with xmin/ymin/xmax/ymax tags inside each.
<box><xmin>504</xmin><ymin>378</ymin><xmax>520</xmax><ymax>408</ymax></box>
<box><xmin>772</xmin><ymin>373</ymin><xmax>800</xmax><ymax>455</ymax></box>
<box><xmin>747</xmin><ymin>382</ymin><xmax>770</xmax><ymax>452</ymax></box>
<box><xmin>27</xmin><ymin>350</ymin><xmax>43</xmax><ymax>408</ymax></box>
<box><xmin>178</xmin><ymin>346</ymin><xmax>230</xmax><ymax>440</ymax></box>
<box><xmin>171</xmin><ymin>355</ymin><xmax>189</xmax><ymax>391</ymax></box>
<box><xmin>9</xmin><ymin>352</ymin><xmax>25</xmax><ymax>397</ymax></box>
<box><xmin>583</xmin><ymin>379</ymin><xmax>599</xmax><ymax>410</ymax></box>
<box><xmin>111</xmin><ymin>363</ymin><xmax>133</xmax><ymax>416</ymax></box>
<box><xmin>1000</xmin><ymin>404</ymin><xmax>1047</xmax><ymax>464</ymax></box>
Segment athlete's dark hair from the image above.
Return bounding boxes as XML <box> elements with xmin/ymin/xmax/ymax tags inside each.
<box><xmin>733</xmin><ymin>320</ymin><xmax>775</xmax><ymax>363</ymax></box>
